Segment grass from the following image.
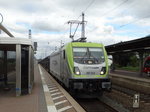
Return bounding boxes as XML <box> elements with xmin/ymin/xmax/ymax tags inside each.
<box><xmin>117</xmin><ymin>66</ymin><xmax>139</xmax><ymax>72</ymax></box>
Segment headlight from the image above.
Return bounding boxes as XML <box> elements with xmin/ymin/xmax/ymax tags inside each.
<box><xmin>100</xmin><ymin>67</ymin><xmax>106</xmax><ymax>75</ymax></box>
<box><xmin>100</xmin><ymin>71</ymin><xmax>104</xmax><ymax>75</ymax></box>
<box><xmin>74</xmin><ymin>67</ymin><xmax>81</xmax><ymax>75</ymax></box>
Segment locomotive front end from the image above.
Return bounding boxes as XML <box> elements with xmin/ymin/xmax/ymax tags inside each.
<box><xmin>68</xmin><ymin>42</ymin><xmax>111</xmax><ymax>93</ymax></box>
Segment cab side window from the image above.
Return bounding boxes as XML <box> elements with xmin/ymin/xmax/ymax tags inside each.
<box><xmin>63</xmin><ymin>50</ymin><xmax>65</xmax><ymax>59</ymax></box>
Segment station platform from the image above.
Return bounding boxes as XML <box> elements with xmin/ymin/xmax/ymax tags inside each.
<box><xmin>0</xmin><ymin>64</ymin><xmax>47</xmax><ymax>112</ymax></box>
<box><xmin>110</xmin><ymin>69</ymin><xmax>150</xmax><ymax>79</ymax></box>
<box><xmin>0</xmin><ymin>64</ymin><xmax>85</xmax><ymax>112</ymax></box>
<box><xmin>110</xmin><ymin>70</ymin><xmax>150</xmax><ymax>94</ymax></box>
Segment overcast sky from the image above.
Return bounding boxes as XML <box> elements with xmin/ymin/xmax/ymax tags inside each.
<box><xmin>0</xmin><ymin>0</ymin><xmax>150</xmax><ymax>59</ymax></box>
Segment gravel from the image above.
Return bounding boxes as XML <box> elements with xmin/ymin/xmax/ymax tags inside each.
<box><xmin>104</xmin><ymin>90</ymin><xmax>150</xmax><ymax>112</ymax></box>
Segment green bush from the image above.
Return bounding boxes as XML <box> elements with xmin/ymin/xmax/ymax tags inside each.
<box><xmin>117</xmin><ymin>66</ymin><xmax>139</xmax><ymax>72</ymax></box>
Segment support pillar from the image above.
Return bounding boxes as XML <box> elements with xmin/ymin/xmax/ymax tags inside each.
<box><xmin>4</xmin><ymin>50</ymin><xmax>8</xmax><ymax>86</ymax></box>
<box><xmin>139</xmin><ymin>52</ymin><xmax>144</xmax><ymax>76</ymax></box>
<box><xmin>111</xmin><ymin>54</ymin><xmax>116</xmax><ymax>72</ymax></box>
<box><xmin>28</xmin><ymin>46</ymin><xmax>31</xmax><ymax>94</ymax></box>
<box><xmin>16</xmin><ymin>45</ymin><xmax>21</xmax><ymax>96</ymax></box>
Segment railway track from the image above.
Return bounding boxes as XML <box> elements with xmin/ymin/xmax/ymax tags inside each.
<box><xmin>76</xmin><ymin>98</ymin><xmax>117</xmax><ymax>112</ymax></box>
<box><xmin>74</xmin><ymin>93</ymin><xmax>131</xmax><ymax>112</ymax></box>
<box><xmin>74</xmin><ymin>83</ymin><xmax>150</xmax><ymax>112</ymax></box>
<box><xmin>112</xmin><ymin>84</ymin><xmax>150</xmax><ymax>103</ymax></box>
<box><xmin>102</xmin><ymin>84</ymin><xmax>150</xmax><ymax>112</ymax></box>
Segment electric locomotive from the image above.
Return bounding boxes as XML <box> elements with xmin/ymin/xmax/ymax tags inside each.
<box><xmin>49</xmin><ymin>42</ymin><xmax>111</xmax><ymax>95</ymax></box>
<box><xmin>41</xmin><ymin>13</ymin><xmax>111</xmax><ymax>96</ymax></box>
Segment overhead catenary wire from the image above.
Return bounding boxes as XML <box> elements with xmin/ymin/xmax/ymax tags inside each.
<box><xmin>67</xmin><ymin>0</ymin><xmax>96</xmax><ymax>24</ymax></box>
<box><xmin>112</xmin><ymin>13</ymin><xmax>150</xmax><ymax>38</ymax></box>
<box><xmin>82</xmin><ymin>0</ymin><xmax>96</xmax><ymax>13</ymax></box>
<box><xmin>66</xmin><ymin>0</ymin><xmax>143</xmax><ymax>39</ymax></box>
<box><xmin>78</xmin><ymin>0</ymin><xmax>129</xmax><ymax>19</ymax></box>
<box><xmin>66</xmin><ymin>0</ymin><xmax>95</xmax><ymax>40</ymax></box>
<box><xmin>66</xmin><ymin>0</ymin><xmax>150</xmax><ymax>45</ymax></box>
<box><xmin>74</xmin><ymin>0</ymin><xmax>96</xmax><ymax>20</ymax></box>
<box><xmin>119</xmin><ymin>14</ymin><xmax>150</xmax><ymax>28</ymax></box>
<box><xmin>100</xmin><ymin>0</ymin><xmax>129</xmax><ymax>18</ymax></box>
<box><xmin>76</xmin><ymin>0</ymin><xmax>129</xmax><ymax>29</ymax></box>
<box><xmin>71</xmin><ymin>0</ymin><xmax>97</xmax><ymax>39</ymax></box>
<box><xmin>112</xmin><ymin>0</ymin><xmax>138</xmax><ymax>18</ymax></box>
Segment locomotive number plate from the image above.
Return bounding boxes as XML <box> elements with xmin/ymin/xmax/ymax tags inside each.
<box><xmin>86</xmin><ymin>72</ymin><xmax>95</xmax><ymax>75</ymax></box>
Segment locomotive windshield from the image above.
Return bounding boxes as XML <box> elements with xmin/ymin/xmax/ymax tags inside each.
<box><xmin>73</xmin><ymin>47</ymin><xmax>105</xmax><ymax>64</ymax></box>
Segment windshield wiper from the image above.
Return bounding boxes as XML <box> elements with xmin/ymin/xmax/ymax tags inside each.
<box><xmin>89</xmin><ymin>52</ymin><xmax>99</xmax><ymax>62</ymax></box>
<box><xmin>80</xmin><ymin>52</ymin><xmax>88</xmax><ymax>63</ymax></box>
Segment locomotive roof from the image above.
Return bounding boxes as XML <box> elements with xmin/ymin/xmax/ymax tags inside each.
<box><xmin>50</xmin><ymin>42</ymin><xmax>104</xmax><ymax>56</ymax></box>
<box><xmin>65</xmin><ymin>42</ymin><xmax>104</xmax><ymax>48</ymax></box>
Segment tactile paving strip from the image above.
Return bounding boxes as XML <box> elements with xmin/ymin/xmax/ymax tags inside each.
<box><xmin>39</xmin><ymin>65</ymin><xmax>80</xmax><ymax>112</ymax></box>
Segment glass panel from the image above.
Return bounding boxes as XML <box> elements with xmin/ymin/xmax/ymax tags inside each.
<box><xmin>0</xmin><ymin>51</ymin><xmax>4</xmax><ymax>79</ymax></box>
<box><xmin>7</xmin><ymin>51</ymin><xmax>16</xmax><ymax>72</ymax></box>
<box><xmin>73</xmin><ymin>47</ymin><xmax>105</xmax><ymax>64</ymax></box>
<box><xmin>89</xmin><ymin>48</ymin><xmax>105</xmax><ymax>63</ymax></box>
<box><xmin>21</xmin><ymin>45</ymin><xmax>29</xmax><ymax>94</ymax></box>
<box><xmin>0</xmin><ymin>51</ymin><xmax>3</xmax><ymax>57</ymax></box>
<box><xmin>73</xmin><ymin>47</ymin><xmax>87</xmax><ymax>58</ymax></box>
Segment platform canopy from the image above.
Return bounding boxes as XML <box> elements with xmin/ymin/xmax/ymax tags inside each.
<box><xmin>0</xmin><ymin>37</ymin><xmax>33</xmax><ymax>45</ymax></box>
<box><xmin>0</xmin><ymin>37</ymin><xmax>34</xmax><ymax>96</ymax></box>
<box><xmin>105</xmin><ymin>35</ymin><xmax>150</xmax><ymax>54</ymax></box>
<box><xmin>0</xmin><ymin>37</ymin><xmax>33</xmax><ymax>51</ymax></box>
